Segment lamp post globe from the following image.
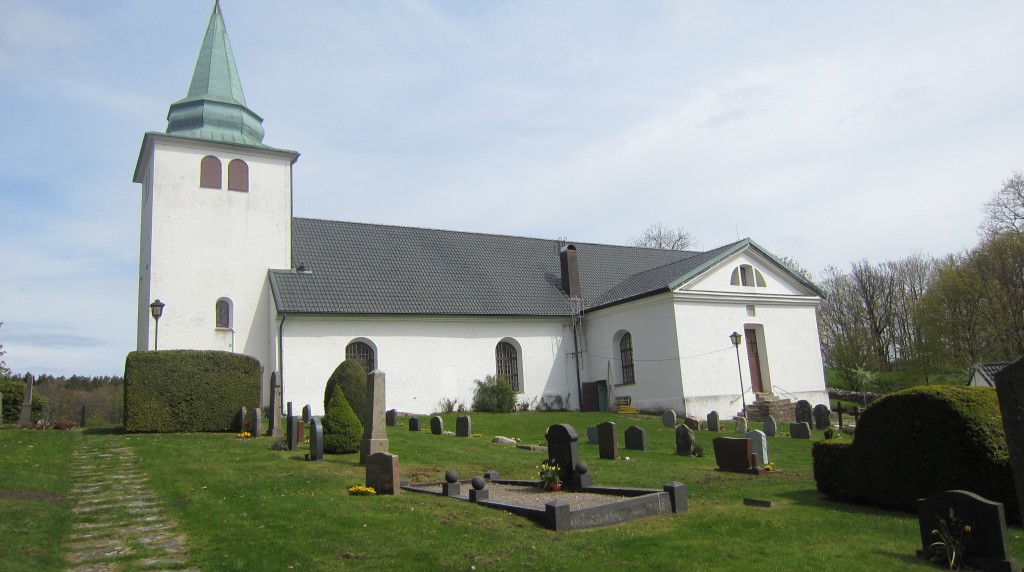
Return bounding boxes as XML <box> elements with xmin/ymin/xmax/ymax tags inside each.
<box><xmin>149</xmin><ymin>299</ymin><xmax>165</xmax><ymax>351</ymax></box>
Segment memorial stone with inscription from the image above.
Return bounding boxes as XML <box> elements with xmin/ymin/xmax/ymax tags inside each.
<box><xmin>456</xmin><ymin>415</ymin><xmax>472</xmax><ymax>437</ymax></box>
<box><xmin>795</xmin><ymin>400</ymin><xmax>812</xmax><ymax>425</ymax></box>
<box><xmin>624</xmin><ymin>425</ymin><xmax>647</xmax><ymax>451</ymax></box>
<box><xmin>545</xmin><ymin>424</ymin><xmax>592</xmax><ymax>491</ymax></box>
<box><xmin>359</xmin><ymin>370</ymin><xmax>389</xmax><ymax>465</ymax></box>
<box><xmin>707</xmin><ymin>411</ymin><xmax>721</xmax><ymax>432</ymax></box>
<box><xmin>430</xmin><ymin>416</ymin><xmax>443</xmax><ymax>435</ymax></box>
<box><xmin>676</xmin><ymin>424</ymin><xmax>696</xmax><ymax>456</ymax></box>
<box><xmin>597</xmin><ymin>421</ymin><xmax>618</xmax><ymax>460</ymax></box>
<box><xmin>813</xmin><ymin>404</ymin><xmax>831</xmax><ymax>429</ymax></box>
<box><xmin>366</xmin><ymin>452</ymin><xmax>401</xmax><ymax>495</ymax></box>
<box><xmin>662</xmin><ymin>410</ymin><xmax>677</xmax><ymax>428</ymax></box>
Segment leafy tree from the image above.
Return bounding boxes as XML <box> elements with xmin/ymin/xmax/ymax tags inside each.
<box><xmin>631</xmin><ymin>222</ymin><xmax>695</xmax><ymax>250</ymax></box>
<box><xmin>324</xmin><ymin>360</ymin><xmax>367</xmax><ymax>425</ymax></box>
<box><xmin>980</xmin><ymin>171</ymin><xmax>1024</xmax><ymax>237</ymax></box>
<box><xmin>322</xmin><ymin>389</ymin><xmax>362</xmax><ymax>454</ymax></box>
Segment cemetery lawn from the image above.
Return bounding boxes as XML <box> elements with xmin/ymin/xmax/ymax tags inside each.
<box><xmin>4</xmin><ymin>413</ymin><xmax>1023</xmax><ymax>571</ymax></box>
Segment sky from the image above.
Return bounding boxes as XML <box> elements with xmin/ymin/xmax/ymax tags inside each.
<box><xmin>2</xmin><ymin>0</ymin><xmax>1024</xmax><ymax>377</ymax></box>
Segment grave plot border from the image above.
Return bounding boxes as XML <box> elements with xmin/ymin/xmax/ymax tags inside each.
<box><xmin>401</xmin><ymin>479</ymin><xmax>685</xmax><ymax>531</ymax></box>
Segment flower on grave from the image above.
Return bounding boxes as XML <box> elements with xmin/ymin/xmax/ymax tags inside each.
<box><xmin>235</xmin><ymin>431</ymin><xmax>252</xmax><ymax>439</ymax></box>
<box><xmin>537</xmin><ymin>460</ymin><xmax>561</xmax><ymax>486</ymax></box>
<box><xmin>763</xmin><ymin>461</ymin><xmax>776</xmax><ymax>471</ymax></box>
<box><xmin>471</xmin><ymin>433</ymin><xmax>482</xmax><ymax>438</ymax></box>
<box><xmin>928</xmin><ymin>507</ymin><xmax>973</xmax><ymax>570</ymax></box>
<box><xmin>347</xmin><ymin>485</ymin><xmax>377</xmax><ymax>496</ymax></box>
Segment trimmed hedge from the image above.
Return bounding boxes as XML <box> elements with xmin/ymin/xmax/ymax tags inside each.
<box><xmin>812</xmin><ymin>385</ymin><xmax>1018</xmax><ymax>522</ymax></box>
<box><xmin>322</xmin><ymin>389</ymin><xmax>362</xmax><ymax>454</ymax></box>
<box><xmin>324</xmin><ymin>360</ymin><xmax>366</xmax><ymax>425</ymax></box>
<box><xmin>0</xmin><ymin>380</ymin><xmax>45</xmax><ymax>424</ymax></box>
<box><xmin>123</xmin><ymin>350</ymin><xmax>261</xmax><ymax>433</ymax></box>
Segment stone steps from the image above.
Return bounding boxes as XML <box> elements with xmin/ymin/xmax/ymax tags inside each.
<box><xmin>743</xmin><ymin>395</ymin><xmax>796</xmax><ymax>422</ymax></box>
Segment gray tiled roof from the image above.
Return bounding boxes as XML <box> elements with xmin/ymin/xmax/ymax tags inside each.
<box><xmin>971</xmin><ymin>362</ymin><xmax>1010</xmax><ymax>387</ymax></box>
<box><xmin>269</xmin><ymin>218</ymin><xmax>724</xmax><ymax>316</ymax></box>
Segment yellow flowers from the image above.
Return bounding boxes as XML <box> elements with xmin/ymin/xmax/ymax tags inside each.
<box><xmin>235</xmin><ymin>431</ymin><xmax>252</xmax><ymax>439</ymax></box>
<box><xmin>537</xmin><ymin>461</ymin><xmax>561</xmax><ymax>486</ymax></box>
<box><xmin>347</xmin><ymin>485</ymin><xmax>377</xmax><ymax>496</ymax></box>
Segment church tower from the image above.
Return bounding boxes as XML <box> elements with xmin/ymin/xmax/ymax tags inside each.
<box><xmin>133</xmin><ymin>2</ymin><xmax>298</xmax><ymax>396</ymax></box>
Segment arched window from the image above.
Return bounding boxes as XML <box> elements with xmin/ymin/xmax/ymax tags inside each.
<box><xmin>215</xmin><ymin>298</ymin><xmax>232</xmax><ymax>329</ymax></box>
<box><xmin>200</xmin><ymin>155</ymin><xmax>222</xmax><ymax>189</ymax></box>
<box><xmin>619</xmin><ymin>332</ymin><xmax>635</xmax><ymax>385</ymax></box>
<box><xmin>228</xmin><ymin>159</ymin><xmax>249</xmax><ymax>192</ymax></box>
<box><xmin>730</xmin><ymin>264</ymin><xmax>767</xmax><ymax>287</ymax></box>
<box><xmin>495</xmin><ymin>341</ymin><xmax>521</xmax><ymax>392</ymax></box>
<box><xmin>346</xmin><ymin>341</ymin><xmax>375</xmax><ymax>373</ymax></box>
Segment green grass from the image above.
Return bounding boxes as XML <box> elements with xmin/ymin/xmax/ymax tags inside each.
<box><xmin>4</xmin><ymin>413</ymin><xmax>1023</xmax><ymax>570</ymax></box>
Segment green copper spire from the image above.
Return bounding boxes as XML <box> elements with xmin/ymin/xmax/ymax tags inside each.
<box><xmin>166</xmin><ymin>1</ymin><xmax>266</xmax><ymax>146</ymax></box>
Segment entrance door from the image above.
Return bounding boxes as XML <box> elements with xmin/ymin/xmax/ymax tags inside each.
<box><xmin>745</xmin><ymin>328</ymin><xmax>764</xmax><ymax>393</ymax></box>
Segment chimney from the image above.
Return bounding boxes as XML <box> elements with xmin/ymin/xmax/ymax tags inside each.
<box><xmin>559</xmin><ymin>244</ymin><xmax>580</xmax><ymax>298</ymax></box>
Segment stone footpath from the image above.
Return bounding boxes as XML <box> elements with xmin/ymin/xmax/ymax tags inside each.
<box><xmin>64</xmin><ymin>436</ymin><xmax>200</xmax><ymax>571</ymax></box>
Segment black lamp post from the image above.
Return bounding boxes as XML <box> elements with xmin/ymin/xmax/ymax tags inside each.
<box><xmin>150</xmin><ymin>299</ymin><xmax>165</xmax><ymax>351</ymax></box>
<box><xmin>730</xmin><ymin>331</ymin><xmax>746</xmax><ymax>416</ymax></box>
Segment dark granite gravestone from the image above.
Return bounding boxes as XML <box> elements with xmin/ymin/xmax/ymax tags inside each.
<box><xmin>545</xmin><ymin>423</ymin><xmax>593</xmax><ymax>491</ymax></box>
<box><xmin>597</xmin><ymin>421</ymin><xmax>618</xmax><ymax>460</ymax></box>
<box><xmin>237</xmin><ymin>406</ymin><xmax>248</xmax><ymax>432</ymax></box>
<box><xmin>297</xmin><ymin>420</ymin><xmax>305</xmax><ymax>444</ymax></box>
<box><xmin>917</xmin><ymin>490</ymin><xmax>1019</xmax><ymax>572</ymax></box>
<box><xmin>269</xmin><ymin>372</ymin><xmax>283</xmax><ymax>438</ymax></box>
<box><xmin>306</xmin><ymin>417</ymin><xmax>324</xmax><ymax>461</ymax></box>
<box><xmin>250</xmin><ymin>407</ymin><xmax>263</xmax><ymax>438</ymax></box>
<box><xmin>662</xmin><ymin>410</ymin><xmax>677</xmax><ymax>428</ymax></box>
<box><xmin>359</xmin><ymin>370</ymin><xmax>389</xmax><ymax>465</ymax></box>
<box><xmin>789</xmin><ymin>422</ymin><xmax>811</xmax><ymax>439</ymax></box>
<box><xmin>408</xmin><ymin>417</ymin><xmax>421</xmax><ymax>431</ymax></box>
<box><xmin>813</xmin><ymin>404</ymin><xmax>830</xmax><ymax>429</ymax></box>
<box><xmin>586</xmin><ymin>425</ymin><xmax>599</xmax><ymax>445</ymax></box>
<box><xmin>996</xmin><ymin>359</ymin><xmax>1024</xmax><ymax>526</ymax></box>
<box><xmin>712</xmin><ymin>437</ymin><xmax>759</xmax><ymax>473</ymax></box>
<box><xmin>624</xmin><ymin>425</ymin><xmax>647</xmax><ymax>451</ymax></box>
<box><xmin>831</xmin><ymin>401</ymin><xmax>848</xmax><ymax>428</ymax></box>
<box><xmin>763</xmin><ymin>416</ymin><xmax>777</xmax><ymax>437</ymax></box>
<box><xmin>707</xmin><ymin>410</ymin><xmax>721</xmax><ymax>432</ymax></box>
<box><xmin>302</xmin><ymin>404</ymin><xmax>311</xmax><ymax>423</ymax></box>
<box><xmin>18</xmin><ymin>373</ymin><xmax>34</xmax><ymax>426</ymax></box>
<box><xmin>386</xmin><ymin>409</ymin><xmax>398</xmax><ymax>427</ymax></box>
<box><xmin>456</xmin><ymin>415</ymin><xmax>472</xmax><ymax>437</ymax></box>
<box><xmin>745</xmin><ymin>430</ymin><xmax>769</xmax><ymax>464</ymax></box>
<box><xmin>366</xmin><ymin>452</ymin><xmax>401</xmax><ymax>495</ymax></box>
<box><xmin>675</xmin><ymin>424</ymin><xmax>696</xmax><ymax>456</ymax></box>
<box><xmin>683</xmin><ymin>416</ymin><xmax>700</xmax><ymax>431</ymax></box>
<box><xmin>287</xmin><ymin>415</ymin><xmax>299</xmax><ymax>451</ymax></box>
<box><xmin>795</xmin><ymin>400</ymin><xmax>812</xmax><ymax>425</ymax></box>
<box><xmin>430</xmin><ymin>416</ymin><xmax>443</xmax><ymax>435</ymax></box>
<box><xmin>735</xmin><ymin>416</ymin><xmax>748</xmax><ymax>433</ymax></box>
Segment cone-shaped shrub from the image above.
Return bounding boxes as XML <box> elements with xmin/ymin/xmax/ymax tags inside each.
<box><xmin>324</xmin><ymin>360</ymin><xmax>367</xmax><ymax>425</ymax></box>
<box><xmin>322</xmin><ymin>389</ymin><xmax>362</xmax><ymax>454</ymax></box>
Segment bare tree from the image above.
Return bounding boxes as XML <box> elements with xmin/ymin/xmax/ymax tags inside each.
<box><xmin>980</xmin><ymin>171</ymin><xmax>1024</xmax><ymax>237</ymax></box>
<box><xmin>0</xmin><ymin>322</ymin><xmax>8</xmax><ymax>378</ymax></box>
<box><xmin>632</xmin><ymin>222</ymin><xmax>695</xmax><ymax>250</ymax></box>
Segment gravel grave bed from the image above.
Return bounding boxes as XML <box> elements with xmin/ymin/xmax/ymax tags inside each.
<box><xmin>415</xmin><ymin>483</ymin><xmax>627</xmax><ymax>510</ymax></box>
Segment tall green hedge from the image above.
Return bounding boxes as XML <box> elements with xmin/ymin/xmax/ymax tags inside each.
<box><xmin>324</xmin><ymin>360</ymin><xmax>366</xmax><ymax>425</ymax></box>
<box><xmin>123</xmin><ymin>350</ymin><xmax>261</xmax><ymax>433</ymax></box>
<box><xmin>0</xmin><ymin>380</ymin><xmax>45</xmax><ymax>424</ymax></box>
<box><xmin>812</xmin><ymin>385</ymin><xmax>1018</xmax><ymax>522</ymax></box>
<box><xmin>322</xmin><ymin>389</ymin><xmax>362</xmax><ymax>454</ymax></box>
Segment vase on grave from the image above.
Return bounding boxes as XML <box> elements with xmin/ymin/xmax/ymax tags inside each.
<box><xmin>544</xmin><ymin>483</ymin><xmax>563</xmax><ymax>492</ymax></box>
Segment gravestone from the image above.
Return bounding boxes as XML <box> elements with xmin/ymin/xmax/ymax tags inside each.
<box><xmin>302</xmin><ymin>404</ymin><xmax>311</xmax><ymax>423</ymax></box>
<box><xmin>586</xmin><ymin>425</ymin><xmax>599</xmax><ymax>445</ymax></box>
<box><xmin>287</xmin><ymin>415</ymin><xmax>299</xmax><ymax>451</ymax></box>
<box><xmin>996</xmin><ymin>359</ymin><xmax>1024</xmax><ymax>525</ymax></box>
<box><xmin>366</xmin><ymin>452</ymin><xmax>401</xmax><ymax>495</ymax></box>
<box><xmin>250</xmin><ymin>407</ymin><xmax>263</xmax><ymax>438</ymax></box>
<box><xmin>712</xmin><ymin>437</ymin><xmax>757</xmax><ymax>473</ymax></box>
<box><xmin>386</xmin><ymin>409</ymin><xmax>398</xmax><ymax>427</ymax></box>
<box><xmin>456</xmin><ymin>415</ymin><xmax>472</xmax><ymax>437</ymax></box>
<box><xmin>789</xmin><ymin>422</ymin><xmax>811</xmax><ymax>439</ymax></box>
<box><xmin>662</xmin><ymin>410</ymin><xmax>677</xmax><ymax>428</ymax></box>
<box><xmin>735</xmin><ymin>416</ymin><xmax>747</xmax><ymax>434</ymax></box>
<box><xmin>763</xmin><ymin>416</ymin><xmax>777</xmax><ymax>437</ymax></box>
<box><xmin>795</xmin><ymin>400</ymin><xmax>812</xmax><ymax>425</ymax></box>
<box><xmin>745</xmin><ymin>429</ymin><xmax>769</xmax><ymax>464</ymax></box>
<box><xmin>624</xmin><ymin>425</ymin><xmax>647</xmax><ymax>451</ymax></box>
<box><xmin>707</xmin><ymin>411</ymin><xmax>721</xmax><ymax>432</ymax></box>
<box><xmin>297</xmin><ymin>420</ymin><xmax>305</xmax><ymax>443</ymax></box>
<box><xmin>408</xmin><ymin>417</ymin><xmax>421</xmax><ymax>432</ymax></box>
<box><xmin>683</xmin><ymin>416</ymin><xmax>700</xmax><ymax>431</ymax></box>
<box><xmin>18</xmin><ymin>373</ymin><xmax>34</xmax><ymax>426</ymax></box>
<box><xmin>306</xmin><ymin>417</ymin><xmax>324</xmax><ymax>461</ymax></box>
<box><xmin>917</xmin><ymin>490</ymin><xmax>1018</xmax><ymax>572</ymax></box>
<box><xmin>597</xmin><ymin>421</ymin><xmax>618</xmax><ymax>460</ymax></box>
<box><xmin>430</xmin><ymin>416</ymin><xmax>443</xmax><ymax>435</ymax></box>
<box><xmin>359</xmin><ymin>369</ymin><xmax>389</xmax><ymax>465</ymax></box>
<box><xmin>269</xmin><ymin>372</ymin><xmax>283</xmax><ymax>438</ymax></box>
<box><xmin>813</xmin><ymin>404</ymin><xmax>831</xmax><ymax>429</ymax></box>
<box><xmin>831</xmin><ymin>402</ymin><xmax>848</xmax><ymax>428</ymax></box>
<box><xmin>545</xmin><ymin>423</ymin><xmax>593</xmax><ymax>491</ymax></box>
<box><xmin>675</xmin><ymin>424</ymin><xmax>696</xmax><ymax>456</ymax></box>
<box><xmin>237</xmin><ymin>406</ymin><xmax>247</xmax><ymax>432</ymax></box>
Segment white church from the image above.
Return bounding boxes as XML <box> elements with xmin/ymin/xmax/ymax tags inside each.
<box><xmin>133</xmin><ymin>3</ymin><xmax>828</xmax><ymax>418</ymax></box>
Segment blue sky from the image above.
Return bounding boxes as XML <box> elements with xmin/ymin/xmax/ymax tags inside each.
<box><xmin>3</xmin><ymin>1</ymin><xmax>1024</xmax><ymax>376</ymax></box>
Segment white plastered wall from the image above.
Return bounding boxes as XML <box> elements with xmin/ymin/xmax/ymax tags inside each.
<box><xmin>277</xmin><ymin>315</ymin><xmax>575</xmax><ymax>416</ymax></box>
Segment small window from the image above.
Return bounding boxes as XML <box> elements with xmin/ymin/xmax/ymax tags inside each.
<box><xmin>215</xmin><ymin>298</ymin><xmax>232</xmax><ymax>329</ymax></box>
<box><xmin>346</xmin><ymin>341</ymin><xmax>375</xmax><ymax>373</ymax></box>
<box><xmin>200</xmin><ymin>155</ymin><xmax>222</xmax><ymax>189</ymax></box>
<box><xmin>228</xmin><ymin>159</ymin><xmax>249</xmax><ymax>192</ymax></box>
<box><xmin>496</xmin><ymin>341</ymin><xmax>521</xmax><ymax>392</ymax></box>
<box><xmin>746</xmin><ymin>304</ymin><xmax>756</xmax><ymax>317</ymax></box>
<box><xmin>620</xmin><ymin>333</ymin><xmax>635</xmax><ymax>385</ymax></box>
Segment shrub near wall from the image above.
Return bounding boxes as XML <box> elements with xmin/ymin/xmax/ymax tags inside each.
<box><xmin>123</xmin><ymin>350</ymin><xmax>261</xmax><ymax>433</ymax></box>
<box><xmin>0</xmin><ymin>380</ymin><xmax>46</xmax><ymax>423</ymax></box>
<box><xmin>813</xmin><ymin>385</ymin><xmax>1018</xmax><ymax>522</ymax></box>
